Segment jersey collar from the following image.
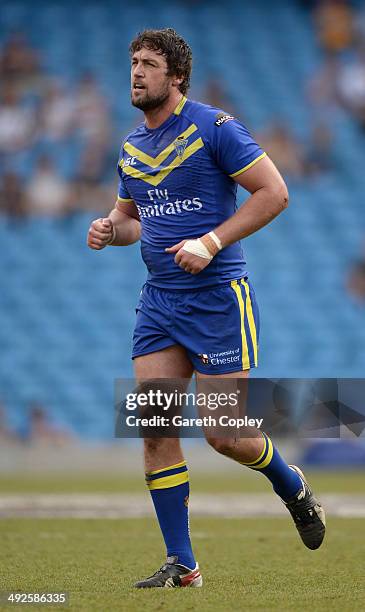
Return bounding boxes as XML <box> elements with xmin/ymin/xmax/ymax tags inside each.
<box><xmin>173</xmin><ymin>95</ymin><xmax>187</xmax><ymax>115</ymax></box>
<box><xmin>143</xmin><ymin>96</ymin><xmax>188</xmax><ymax>133</ymax></box>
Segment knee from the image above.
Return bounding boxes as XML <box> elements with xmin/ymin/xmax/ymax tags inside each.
<box><xmin>144</xmin><ymin>437</ymin><xmax>180</xmax><ymax>457</ymax></box>
<box><xmin>205</xmin><ymin>436</ymin><xmax>236</xmax><ymax>456</ymax></box>
<box><xmin>144</xmin><ymin>437</ymin><xmax>167</xmax><ymax>455</ymax></box>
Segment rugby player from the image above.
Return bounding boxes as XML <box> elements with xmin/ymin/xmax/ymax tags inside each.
<box><xmin>87</xmin><ymin>28</ymin><xmax>326</xmax><ymax>588</ymax></box>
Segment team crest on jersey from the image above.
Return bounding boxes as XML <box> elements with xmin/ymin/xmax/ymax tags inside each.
<box><xmin>173</xmin><ymin>136</ymin><xmax>188</xmax><ymax>158</ymax></box>
<box><xmin>215</xmin><ymin>112</ymin><xmax>234</xmax><ymax>127</ymax></box>
<box><xmin>198</xmin><ymin>353</ymin><xmax>210</xmax><ymax>365</ymax></box>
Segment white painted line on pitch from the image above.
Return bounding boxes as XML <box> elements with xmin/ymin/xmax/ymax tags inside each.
<box><xmin>0</xmin><ymin>493</ymin><xmax>364</xmax><ymax>518</ymax></box>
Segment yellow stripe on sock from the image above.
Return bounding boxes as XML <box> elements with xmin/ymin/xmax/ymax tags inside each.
<box><xmin>249</xmin><ymin>437</ymin><xmax>274</xmax><ymax>470</ymax></box>
<box><xmin>147</xmin><ymin>471</ymin><xmax>189</xmax><ymax>490</ymax></box>
<box><xmin>240</xmin><ymin>433</ymin><xmax>267</xmax><ymax>466</ymax></box>
<box><xmin>148</xmin><ymin>460</ymin><xmax>186</xmax><ymax>476</ymax></box>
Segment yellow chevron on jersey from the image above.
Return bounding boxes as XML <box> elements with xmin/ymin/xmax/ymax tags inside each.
<box><xmin>123</xmin><ymin>123</ymin><xmax>198</xmax><ymax>169</ymax></box>
<box><xmin>120</xmin><ymin>137</ymin><xmax>204</xmax><ymax>187</ymax></box>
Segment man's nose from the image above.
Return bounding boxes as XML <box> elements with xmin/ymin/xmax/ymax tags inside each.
<box><xmin>133</xmin><ymin>62</ymin><xmax>145</xmax><ymax>78</ymax></box>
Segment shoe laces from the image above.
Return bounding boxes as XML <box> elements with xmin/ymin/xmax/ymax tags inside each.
<box><xmin>290</xmin><ymin>502</ymin><xmax>318</xmax><ymax>525</ymax></box>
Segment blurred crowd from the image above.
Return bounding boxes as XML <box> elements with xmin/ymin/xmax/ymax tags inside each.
<box><xmin>309</xmin><ymin>0</ymin><xmax>365</xmax><ymax>127</ymax></box>
<box><xmin>203</xmin><ymin>1</ymin><xmax>365</xmax><ymax>182</ymax></box>
<box><xmin>0</xmin><ymin>32</ymin><xmax>116</xmax><ymax>219</ymax></box>
<box><xmin>307</xmin><ymin>0</ymin><xmax>365</xmax><ymax>306</ymax></box>
<box><xmin>0</xmin><ymin>401</ymin><xmax>75</xmax><ymax>446</ymax></box>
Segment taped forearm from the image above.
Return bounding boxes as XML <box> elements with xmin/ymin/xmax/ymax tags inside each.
<box><xmin>182</xmin><ymin>231</ymin><xmax>222</xmax><ymax>260</ymax></box>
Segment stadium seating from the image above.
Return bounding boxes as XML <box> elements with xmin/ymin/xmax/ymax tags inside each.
<box><xmin>1</xmin><ymin>0</ymin><xmax>365</xmax><ymax>438</ymax></box>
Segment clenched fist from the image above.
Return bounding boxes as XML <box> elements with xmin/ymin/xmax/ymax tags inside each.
<box><xmin>87</xmin><ymin>218</ymin><xmax>116</xmax><ymax>250</ymax></box>
<box><xmin>165</xmin><ymin>239</ymin><xmax>212</xmax><ymax>274</ymax></box>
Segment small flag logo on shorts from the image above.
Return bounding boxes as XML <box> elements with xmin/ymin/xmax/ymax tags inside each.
<box><xmin>173</xmin><ymin>137</ymin><xmax>188</xmax><ymax>158</ymax></box>
<box><xmin>198</xmin><ymin>353</ymin><xmax>209</xmax><ymax>365</ymax></box>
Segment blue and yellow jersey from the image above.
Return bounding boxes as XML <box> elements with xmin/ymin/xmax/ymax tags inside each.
<box><xmin>117</xmin><ymin>96</ymin><xmax>265</xmax><ymax>289</ymax></box>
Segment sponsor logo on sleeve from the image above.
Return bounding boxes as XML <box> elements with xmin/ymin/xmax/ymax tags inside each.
<box><xmin>215</xmin><ymin>112</ymin><xmax>235</xmax><ymax>127</ymax></box>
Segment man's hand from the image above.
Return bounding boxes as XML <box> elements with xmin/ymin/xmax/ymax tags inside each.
<box><xmin>165</xmin><ymin>240</ymin><xmax>212</xmax><ymax>274</ymax></box>
<box><xmin>87</xmin><ymin>218</ymin><xmax>115</xmax><ymax>250</ymax></box>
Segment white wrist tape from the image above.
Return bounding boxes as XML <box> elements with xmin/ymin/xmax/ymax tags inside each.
<box><xmin>182</xmin><ymin>238</ymin><xmax>213</xmax><ymax>260</ymax></box>
<box><xmin>208</xmin><ymin>231</ymin><xmax>222</xmax><ymax>251</ymax></box>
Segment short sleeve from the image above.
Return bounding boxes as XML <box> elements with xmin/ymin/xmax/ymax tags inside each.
<box><xmin>210</xmin><ymin>113</ymin><xmax>266</xmax><ymax>177</ymax></box>
<box><xmin>117</xmin><ymin>176</ymin><xmax>133</xmax><ymax>202</ymax></box>
<box><xmin>116</xmin><ymin>152</ymin><xmax>133</xmax><ymax>206</ymax></box>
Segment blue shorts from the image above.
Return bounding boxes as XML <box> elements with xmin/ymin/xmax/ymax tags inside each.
<box><xmin>132</xmin><ymin>278</ymin><xmax>260</xmax><ymax>374</ymax></box>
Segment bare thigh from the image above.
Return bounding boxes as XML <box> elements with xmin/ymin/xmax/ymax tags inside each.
<box><xmin>134</xmin><ymin>344</ymin><xmax>194</xmax><ymax>380</ymax></box>
<box><xmin>196</xmin><ymin>370</ymin><xmax>249</xmax><ymax>380</ymax></box>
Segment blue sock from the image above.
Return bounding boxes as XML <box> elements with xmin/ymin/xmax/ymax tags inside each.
<box><xmin>241</xmin><ymin>433</ymin><xmax>303</xmax><ymax>501</ymax></box>
<box><xmin>146</xmin><ymin>460</ymin><xmax>195</xmax><ymax>570</ymax></box>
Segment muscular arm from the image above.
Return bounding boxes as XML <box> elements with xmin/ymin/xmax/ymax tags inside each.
<box><xmin>214</xmin><ymin>155</ymin><xmax>289</xmax><ymax>248</ymax></box>
<box><xmin>87</xmin><ymin>200</ymin><xmax>141</xmax><ymax>250</ymax></box>
<box><xmin>108</xmin><ymin>200</ymin><xmax>141</xmax><ymax>246</ymax></box>
<box><xmin>166</xmin><ymin>155</ymin><xmax>289</xmax><ymax>273</ymax></box>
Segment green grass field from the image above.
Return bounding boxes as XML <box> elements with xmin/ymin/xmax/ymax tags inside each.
<box><xmin>0</xmin><ymin>471</ymin><xmax>364</xmax><ymax>611</ymax></box>
<box><xmin>0</xmin><ymin>469</ymin><xmax>364</xmax><ymax>494</ymax></box>
<box><xmin>0</xmin><ymin>518</ymin><xmax>364</xmax><ymax>611</ymax></box>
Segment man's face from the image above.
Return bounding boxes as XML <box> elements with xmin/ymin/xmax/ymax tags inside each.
<box><xmin>131</xmin><ymin>47</ymin><xmax>175</xmax><ymax>111</ymax></box>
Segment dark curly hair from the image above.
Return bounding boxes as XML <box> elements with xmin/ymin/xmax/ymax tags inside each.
<box><xmin>129</xmin><ymin>28</ymin><xmax>192</xmax><ymax>96</ymax></box>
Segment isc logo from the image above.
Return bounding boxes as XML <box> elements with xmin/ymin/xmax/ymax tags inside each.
<box><xmin>122</xmin><ymin>156</ymin><xmax>137</xmax><ymax>167</ymax></box>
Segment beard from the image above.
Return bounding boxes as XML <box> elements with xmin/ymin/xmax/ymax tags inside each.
<box><xmin>131</xmin><ymin>83</ymin><xmax>170</xmax><ymax>112</ymax></box>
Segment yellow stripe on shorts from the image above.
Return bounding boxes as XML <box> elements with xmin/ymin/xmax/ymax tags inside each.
<box><xmin>230</xmin><ymin>280</ymin><xmax>250</xmax><ymax>370</ymax></box>
<box><xmin>241</xmin><ymin>279</ymin><xmax>258</xmax><ymax>367</ymax></box>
